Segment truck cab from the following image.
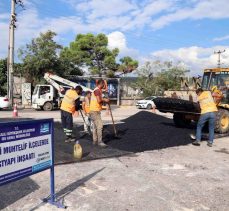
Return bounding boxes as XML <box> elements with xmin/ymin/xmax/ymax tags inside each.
<box><xmin>32</xmin><ymin>85</ymin><xmax>61</xmax><ymax>111</ymax></box>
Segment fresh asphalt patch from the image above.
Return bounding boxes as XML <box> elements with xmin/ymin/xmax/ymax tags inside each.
<box><xmin>54</xmin><ymin>111</ymin><xmax>228</xmax><ymax>164</ymax></box>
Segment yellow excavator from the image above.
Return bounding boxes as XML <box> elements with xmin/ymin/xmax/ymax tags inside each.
<box><xmin>154</xmin><ymin>68</ymin><xmax>229</xmax><ymax>134</ymax></box>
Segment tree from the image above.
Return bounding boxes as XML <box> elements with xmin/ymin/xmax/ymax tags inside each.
<box><xmin>58</xmin><ymin>51</ymin><xmax>83</xmax><ymax>76</ymax></box>
<box><xmin>119</xmin><ymin>56</ymin><xmax>138</xmax><ymax>74</ymax></box>
<box><xmin>61</xmin><ymin>33</ymin><xmax>138</xmax><ymax>77</ymax></box>
<box><xmin>0</xmin><ymin>58</ymin><xmax>7</xmax><ymax>95</ymax></box>
<box><xmin>133</xmin><ymin>61</ymin><xmax>186</xmax><ymax>97</ymax></box>
<box><xmin>18</xmin><ymin>30</ymin><xmax>62</xmax><ymax>86</ymax></box>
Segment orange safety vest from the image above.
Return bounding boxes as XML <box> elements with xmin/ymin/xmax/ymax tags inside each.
<box><xmin>83</xmin><ymin>96</ymin><xmax>90</xmax><ymax>114</ymax></box>
<box><xmin>60</xmin><ymin>89</ymin><xmax>79</xmax><ymax>114</ymax></box>
<box><xmin>198</xmin><ymin>91</ymin><xmax>218</xmax><ymax>114</ymax></box>
<box><xmin>90</xmin><ymin>87</ymin><xmax>102</xmax><ymax>112</ymax></box>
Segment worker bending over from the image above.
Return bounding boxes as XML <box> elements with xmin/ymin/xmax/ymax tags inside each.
<box><xmin>192</xmin><ymin>88</ymin><xmax>218</xmax><ymax>147</ymax></box>
<box><xmin>90</xmin><ymin>79</ymin><xmax>109</xmax><ymax>146</ymax></box>
<box><xmin>82</xmin><ymin>91</ymin><xmax>92</xmax><ymax>133</ymax></box>
<box><xmin>60</xmin><ymin>86</ymin><xmax>83</xmax><ymax>143</ymax></box>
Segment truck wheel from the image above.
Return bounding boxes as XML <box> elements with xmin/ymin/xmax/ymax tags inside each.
<box><xmin>215</xmin><ymin>109</ymin><xmax>229</xmax><ymax>133</ymax></box>
<box><xmin>147</xmin><ymin>104</ymin><xmax>152</xmax><ymax>110</ymax></box>
<box><xmin>173</xmin><ymin>113</ymin><xmax>191</xmax><ymax>128</ymax></box>
<box><xmin>43</xmin><ymin>102</ymin><xmax>53</xmax><ymax>111</ymax></box>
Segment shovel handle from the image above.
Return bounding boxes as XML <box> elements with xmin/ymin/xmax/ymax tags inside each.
<box><xmin>108</xmin><ymin>103</ymin><xmax>117</xmax><ymax>137</ymax></box>
<box><xmin>79</xmin><ymin>110</ymin><xmax>92</xmax><ymax>136</ymax></box>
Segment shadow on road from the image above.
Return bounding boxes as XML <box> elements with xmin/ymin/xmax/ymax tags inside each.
<box><xmin>0</xmin><ymin>177</ymin><xmax>40</xmax><ymax>210</ymax></box>
<box><xmin>56</xmin><ymin>168</ymin><xmax>104</xmax><ymax>199</ymax></box>
<box><xmin>30</xmin><ymin>168</ymin><xmax>105</xmax><ymax>210</ymax></box>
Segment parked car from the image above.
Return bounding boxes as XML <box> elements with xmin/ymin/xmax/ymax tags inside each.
<box><xmin>0</xmin><ymin>96</ymin><xmax>10</xmax><ymax>110</ymax></box>
<box><xmin>136</xmin><ymin>96</ymin><xmax>157</xmax><ymax>109</ymax></box>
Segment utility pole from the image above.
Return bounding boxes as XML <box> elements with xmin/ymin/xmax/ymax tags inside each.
<box><xmin>214</xmin><ymin>50</ymin><xmax>226</xmax><ymax>68</ymax></box>
<box><xmin>7</xmin><ymin>0</ymin><xmax>24</xmax><ymax>106</ymax></box>
<box><xmin>8</xmin><ymin>0</ymin><xmax>16</xmax><ymax>106</ymax></box>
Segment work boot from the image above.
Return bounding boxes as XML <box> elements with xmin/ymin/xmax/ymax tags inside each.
<box><xmin>65</xmin><ymin>136</ymin><xmax>76</xmax><ymax>142</ymax></box>
<box><xmin>98</xmin><ymin>142</ymin><xmax>107</xmax><ymax>148</ymax></box>
<box><xmin>207</xmin><ymin>142</ymin><xmax>213</xmax><ymax>147</ymax></box>
<box><xmin>192</xmin><ymin>140</ymin><xmax>200</xmax><ymax>146</ymax></box>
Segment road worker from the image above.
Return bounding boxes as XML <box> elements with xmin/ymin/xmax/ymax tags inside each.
<box><xmin>89</xmin><ymin>79</ymin><xmax>109</xmax><ymax>146</ymax></box>
<box><xmin>192</xmin><ymin>88</ymin><xmax>218</xmax><ymax>147</ymax></box>
<box><xmin>82</xmin><ymin>91</ymin><xmax>92</xmax><ymax>133</ymax></box>
<box><xmin>60</xmin><ymin>86</ymin><xmax>83</xmax><ymax>143</ymax></box>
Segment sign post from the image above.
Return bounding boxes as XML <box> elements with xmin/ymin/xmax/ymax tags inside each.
<box><xmin>0</xmin><ymin>119</ymin><xmax>64</xmax><ymax>208</ymax></box>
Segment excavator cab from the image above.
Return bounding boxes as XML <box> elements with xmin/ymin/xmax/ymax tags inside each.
<box><xmin>202</xmin><ymin>68</ymin><xmax>229</xmax><ymax>104</ymax></box>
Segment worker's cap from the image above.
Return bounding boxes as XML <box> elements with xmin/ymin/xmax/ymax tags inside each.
<box><xmin>211</xmin><ymin>86</ymin><xmax>217</xmax><ymax>92</ymax></box>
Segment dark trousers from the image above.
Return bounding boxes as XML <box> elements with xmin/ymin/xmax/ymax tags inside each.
<box><xmin>196</xmin><ymin>112</ymin><xmax>216</xmax><ymax>143</ymax></box>
<box><xmin>61</xmin><ymin>110</ymin><xmax>73</xmax><ymax>138</ymax></box>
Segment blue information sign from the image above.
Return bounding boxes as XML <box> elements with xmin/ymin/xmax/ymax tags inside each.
<box><xmin>0</xmin><ymin>119</ymin><xmax>54</xmax><ymax>186</ymax></box>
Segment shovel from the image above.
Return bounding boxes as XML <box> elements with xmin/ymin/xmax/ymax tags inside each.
<box><xmin>107</xmin><ymin>103</ymin><xmax>118</xmax><ymax>138</ymax></box>
<box><xmin>79</xmin><ymin>109</ymin><xmax>92</xmax><ymax>136</ymax></box>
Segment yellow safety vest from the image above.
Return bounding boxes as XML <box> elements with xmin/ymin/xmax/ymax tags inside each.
<box><xmin>90</xmin><ymin>87</ymin><xmax>102</xmax><ymax>112</ymax></box>
<box><xmin>60</xmin><ymin>89</ymin><xmax>79</xmax><ymax>114</ymax></box>
<box><xmin>198</xmin><ymin>91</ymin><xmax>218</xmax><ymax>114</ymax></box>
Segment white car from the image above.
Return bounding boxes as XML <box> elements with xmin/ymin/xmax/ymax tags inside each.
<box><xmin>136</xmin><ymin>96</ymin><xmax>156</xmax><ymax>109</ymax></box>
<box><xmin>0</xmin><ymin>96</ymin><xmax>10</xmax><ymax>110</ymax></box>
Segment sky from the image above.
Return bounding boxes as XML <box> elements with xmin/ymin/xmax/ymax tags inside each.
<box><xmin>1</xmin><ymin>0</ymin><xmax>229</xmax><ymax>75</ymax></box>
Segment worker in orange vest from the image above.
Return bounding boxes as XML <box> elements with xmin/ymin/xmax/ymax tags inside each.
<box><xmin>60</xmin><ymin>86</ymin><xmax>83</xmax><ymax>143</ymax></box>
<box><xmin>90</xmin><ymin>79</ymin><xmax>109</xmax><ymax>146</ymax></box>
<box><xmin>82</xmin><ymin>91</ymin><xmax>92</xmax><ymax>133</ymax></box>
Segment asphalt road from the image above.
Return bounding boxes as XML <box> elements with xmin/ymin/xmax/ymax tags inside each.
<box><xmin>0</xmin><ymin>107</ymin><xmax>228</xmax><ymax>210</ymax></box>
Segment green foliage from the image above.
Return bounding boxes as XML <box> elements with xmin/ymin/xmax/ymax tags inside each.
<box><xmin>0</xmin><ymin>58</ymin><xmax>7</xmax><ymax>95</ymax></box>
<box><xmin>60</xmin><ymin>33</ymin><xmax>138</xmax><ymax>77</ymax></box>
<box><xmin>18</xmin><ymin>30</ymin><xmax>62</xmax><ymax>85</ymax></box>
<box><xmin>119</xmin><ymin>56</ymin><xmax>138</xmax><ymax>74</ymax></box>
<box><xmin>61</xmin><ymin>33</ymin><xmax>118</xmax><ymax>76</ymax></box>
<box><xmin>57</xmin><ymin>56</ymin><xmax>83</xmax><ymax>76</ymax></box>
<box><xmin>134</xmin><ymin>61</ymin><xmax>186</xmax><ymax>97</ymax></box>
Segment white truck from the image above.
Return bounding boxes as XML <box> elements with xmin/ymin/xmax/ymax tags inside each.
<box><xmin>32</xmin><ymin>73</ymin><xmax>91</xmax><ymax>111</ymax></box>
